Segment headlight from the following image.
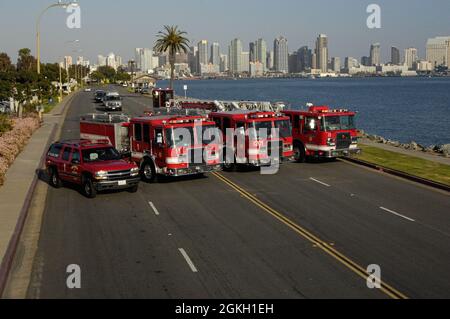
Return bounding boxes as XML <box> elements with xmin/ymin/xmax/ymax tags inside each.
<box><xmin>283</xmin><ymin>144</ymin><xmax>293</xmax><ymax>152</ymax></box>
<box><xmin>95</xmin><ymin>171</ymin><xmax>108</xmax><ymax>180</ymax></box>
<box><xmin>131</xmin><ymin>167</ymin><xmax>139</xmax><ymax>176</ymax></box>
<box><xmin>166</xmin><ymin>155</ymin><xmax>188</xmax><ymax>164</ymax></box>
<box><xmin>327</xmin><ymin>138</ymin><xmax>336</xmax><ymax>146</ymax></box>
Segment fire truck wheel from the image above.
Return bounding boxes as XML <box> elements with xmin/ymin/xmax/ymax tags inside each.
<box><xmin>141</xmin><ymin>160</ymin><xmax>156</xmax><ymax>183</ymax></box>
<box><xmin>82</xmin><ymin>176</ymin><xmax>97</xmax><ymax>199</ymax></box>
<box><xmin>223</xmin><ymin>149</ymin><xmax>236</xmax><ymax>171</ymax></box>
<box><xmin>49</xmin><ymin>167</ymin><xmax>62</xmax><ymax>189</ymax></box>
<box><xmin>293</xmin><ymin>145</ymin><xmax>306</xmax><ymax>163</ymax></box>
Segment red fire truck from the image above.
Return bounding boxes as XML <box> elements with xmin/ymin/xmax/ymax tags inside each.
<box><xmin>152</xmin><ymin>88</ymin><xmax>174</xmax><ymax>109</ymax></box>
<box><xmin>80</xmin><ymin>113</ymin><xmax>222</xmax><ymax>182</ymax></box>
<box><xmin>282</xmin><ymin>106</ymin><xmax>361</xmax><ymax>162</ymax></box>
<box><xmin>210</xmin><ymin>110</ymin><xmax>294</xmax><ymax>169</ymax></box>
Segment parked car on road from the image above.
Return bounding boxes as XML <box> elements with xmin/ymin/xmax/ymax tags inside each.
<box><xmin>134</xmin><ymin>87</ymin><xmax>142</xmax><ymax>94</ymax></box>
<box><xmin>46</xmin><ymin>140</ymin><xmax>140</xmax><ymax>198</ymax></box>
<box><xmin>84</xmin><ymin>88</ymin><xmax>92</xmax><ymax>92</ymax></box>
<box><xmin>141</xmin><ymin>88</ymin><xmax>151</xmax><ymax>95</ymax></box>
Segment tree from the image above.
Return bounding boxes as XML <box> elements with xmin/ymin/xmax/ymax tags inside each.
<box><xmin>153</xmin><ymin>25</ymin><xmax>189</xmax><ymax>89</ymax></box>
<box><xmin>17</xmin><ymin>48</ymin><xmax>36</xmax><ymax>72</ymax></box>
<box><xmin>0</xmin><ymin>52</ymin><xmax>13</xmax><ymax>72</ymax></box>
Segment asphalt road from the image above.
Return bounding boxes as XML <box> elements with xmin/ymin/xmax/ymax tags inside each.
<box><xmin>26</xmin><ymin>86</ymin><xmax>450</xmax><ymax>299</ymax></box>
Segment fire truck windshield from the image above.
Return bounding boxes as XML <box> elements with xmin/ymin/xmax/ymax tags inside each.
<box><xmin>321</xmin><ymin>116</ymin><xmax>355</xmax><ymax>131</ymax></box>
<box><xmin>166</xmin><ymin>127</ymin><xmax>194</xmax><ymax>148</ymax></box>
<box><xmin>82</xmin><ymin>147</ymin><xmax>121</xmax><ymax>162</ymax></box>
<box><xmin>274</xmin><ymin>120</ymin><xmax>292</xmax><ymax>138</ymax></box>
<box><xmin>249</xmin><ymin>121</ymin><xmax>274</xmax><ymax>139</ymax></box>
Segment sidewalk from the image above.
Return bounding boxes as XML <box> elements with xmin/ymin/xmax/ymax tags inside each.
<box><xmin>360</xmin><ymin>138</ymin><xmax>450</xmax><ymax>166</ymax></box>
<box><xmin>0</xmin><ymin>93</ymin><xmax>76</xmax><ymax>294</ymax></box>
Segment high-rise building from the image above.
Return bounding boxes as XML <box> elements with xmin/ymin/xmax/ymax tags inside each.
<box><xmin>229</xmin><ymin>38</ymin><xmax>243</xmax><ymax>74</ymax></box>
<box><xmin>369</xmin><ymin>43</ymin><xmax>381</xmax><ymax>66</ymax></box>
<box><xmin>274</xmin><ymin>36</ymin><xmax>289</xmax><ymax>73</ymax></box>
<box><xmin>220</xmin><ymin>54</ymin><xmax>228</xmax><ymax>72</ymax></box>
<box><xmin>241</xmin><ymin>51</ymin><xmax>250</xmax><ymax>73</ymax></box>
<box><xmin>255</xmin><ymin>39</ymin><xmax>267</xmax><ymax>71</ymax></box>
<box><xmin>115</xmin><ymin>55</ymin><xmax>123</xmax><ymax>69</ymax></box>
<box><xmin>345</xmin><ymin>57</ymin><xmax>359</xmax><ymax>69</ymax></box>
<box><xmin>404</xmin><ymin>48</ymin><xmax>418</xmax><ymax>69</ymax></box>
<box><xmin>210</xmin><ymin>42</ymin><xmax>220</xmax><ymax>66</ymax></box>
<box><xmin>361</xmin><ymin>56</ymin><xmax>371</xmax><ymax>66</ymax></box>
<box><xmin>97</xmin><ymin>55</ymin><xmax>106</xmax><ymax>67</ymax></box>
<box><xmin>106</xmin><ymin>52</ymin><xmax>117</xmax><ymax>70</ymax></box>
<box><xmin>267</xmin><ymin>50</ymin><xmax>274</xmax><ymax>70</ymax></box>
<box><xmin>135</xmin><ymin>48</ymin><xmax>153</xmax><ymax>71</ymax></box>
<box><xmin>288</xmin><ymin>53</ymin><xmax>298</xmax><ymax>73</ymax></box>
<box><xmin>297</xmin><ymin>46</ymin><xmax>312</xmax><ymax>72</ymax></box>
<box><xmin>64</xmin><ymin>56</ymin><xmax>73</xmax><ymax>70</ymax></box>
<box><xmin>426</xmin><ymin>36</ymin><xmax>450</xmax><ymax>68</ymax></box>
<box><xmin>188</xmin><ymin>46</ymin><xmax>198</xmax><ymax>74</ymax></box>
<box><xmin>391</xmin><ymin>47</ymin><xmax>401</xmax><ymax>65</ymax></box>
<box><xmin>249</xmin><ymin>42</ymin><xmax>256</xmax><ymax>63</ymax></box>
<box><xmin>331</xmin><ymin>57</ymin><xmax>341</xmax><ymax>73</ymax></box>
<box><xmin>197</xmin><ymin>40</ymin><xmax>209</xmax><ymax>67</ymax></box>
<box><xmin>315</xmin><ymin>34</ymin><xmax>328</xmax><ymax>73</ymax></box>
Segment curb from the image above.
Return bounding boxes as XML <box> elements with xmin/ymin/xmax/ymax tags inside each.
<box><xmin>341</xmin><ymin>157</ymin><xmax>450</xmax><ymax>193</ymax></box>
<box><xmin>0</xmin><ymin>92</ymin><xmax>77</xmax><ymax>297</ymax></box>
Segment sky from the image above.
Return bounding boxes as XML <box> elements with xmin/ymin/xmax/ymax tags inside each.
<box><xmin>0</xmin><ymin>0</ymin><xmax>449</xmax><ymax>64</ymax></box>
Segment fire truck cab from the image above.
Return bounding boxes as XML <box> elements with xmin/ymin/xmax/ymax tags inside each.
<box><xmin>210</xmin><ymin>110</ymin><xmax>294</xmax><ymax>169</ymax></box>
<box><xmin>283</xmin><ymin>106</ymin><xmax>361</xmax><ymax>162</ymax></box>
<box><xmin>152</xmin><ymin>88</ymin><xmax>174</xmax><ymax>109</ymax></box>
<box><xmin>129</xmin><ymin>114</ymin><xmax>222</xmax><ymax>181</ymax></box>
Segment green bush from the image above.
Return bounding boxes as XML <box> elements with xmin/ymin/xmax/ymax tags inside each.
<box><xmin>0</xmin><ymin>114</ymin><xmax>13</xmax><ymax>135</ymax></box>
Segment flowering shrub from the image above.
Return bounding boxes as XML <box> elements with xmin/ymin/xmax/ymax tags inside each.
<box><xmin>0</xmin><ymin>116</ymin><xmax>40</xmax><ymax>185</ymax></box>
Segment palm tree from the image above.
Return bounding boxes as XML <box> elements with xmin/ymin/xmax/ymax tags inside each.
<box><xmin>153</xmin><ymin>25</ymin><xmax>190</xmax><ymax>90</ymax></box>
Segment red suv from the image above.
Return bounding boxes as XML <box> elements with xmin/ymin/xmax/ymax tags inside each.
<box><xmin>45</xmin><ymin>140</ymin><xmax>140</xmax><ymax>198</ymax></box>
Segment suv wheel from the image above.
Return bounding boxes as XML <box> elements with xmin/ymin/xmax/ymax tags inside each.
<box><xmin>223</xmin><ymin>149</ymin><xmax>236</xmax><ymax>171</ymax></box>
<box><xmin>128</xmin><ymin>185</ymin><xmax>139</xmax><ymax>193</ymax></box>
<box><xmin>49</xmin><ymin>167</ymin><xmax>62</xmax><ymax>188</ymax></box>
<box><xmin>141</xmin><ymin>160</ymin><xmax>156</xmax><ymax>183</ymax></box>
<box><xmin>82</xmin><ymin>176</ymin><xmax>97</xmax><ymax>198</ymax></box>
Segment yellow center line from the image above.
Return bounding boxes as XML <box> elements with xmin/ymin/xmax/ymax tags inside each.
<box><xmin>212</xmin><ymin>172</ymin><xmax>408</xmax><ymax>300</ymax></box>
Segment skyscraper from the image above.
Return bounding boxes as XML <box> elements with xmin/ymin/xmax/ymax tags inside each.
<box><xmin>97</xmin><ymin>55</ymin><xmax>106</xmax><ymax>67</ymax></box>
<box><xmin>426</xmin><ymin>36</ymin><xmax>450</xmax><ymax>68</ymax></box>
<box><xmin>274</xmin><ymin>36</ymin><xmax>289</xmax><ymax>73</ymax></box>
<box><xmin>197</xmin><ymin>40</ymin><xmax>209</xmax><ymax>72</ymax></box>
<box><xmin>331</xmin><ymin>57</ymin><xmax>341</xmax><ymax>73</ymax></box>
<box><xmin>267</xmin><ymin>50</ymin><xmax>274</xmax><ymax>70</ymax></box>
<box><xmin>188</xmin><ymin>46</ymin><xmax>198</xmax><ymax>74</ymax></box>
<box><xmin>220</xmin><ymin>54</ymin><xmax>228</xmax><ymax>72</ymax></box>
<box><xmin>255</xmin><ymin>39</ymin><xmax>267</xmax><ymax>71</ymax></box>
<box><xmin>135</xmin><ymin>48</ymin><xmax>153</xmax><ymax>73</ymax></box>
<box><xmin>369</xmin><ymin>43</ymin><xmax>381</xmax><ymax>66</ymax></box>
<box><xmin>241</xmin><ymin>51</ymin><xmax>250</xmax><ymax>73</ymax></box>
<box><xmin>249</xmin><ymin>42</ymin><xmax>256</xmax><ymax>63</ymax></box>
<box><xmin>297</xmin><ymin>46</ymin><xmax>312</xmax><ymax>72</ymax></box>
<box><xmin>229</xmin><ymin>38</ymin><xmax>243</xmax><ymax>74</ymax></box>
<box><xmin>64</xmin><ymin>56</ymin><xmax>73</xmax><ymax>70</ymax></box>
<box><xmin>391</xmin><ymin>46</ymin><xmax>401</xmax><ymax>65</ymax></box>
<box><xmin>315</xmin><ymin>34</ymin><xmax>329</xmax><ymax>73</ymax></box>
<box><xmin>210</xmin><ymin>42</ymin><xmax>220</xmax><ymax>66</ymax></box>
<box><xmin>404</xmin><ymin>48</ymin><xmax>418</xmax><ymax>69</ymax></box>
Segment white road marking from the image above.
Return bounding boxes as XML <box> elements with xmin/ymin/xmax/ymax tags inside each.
<box><xmin>380</xmin><ymin>207</ymin><xmax>415</xmax><ymax>222</ymax></box>
<box><xmin>148</xmin><ymin>201</ymin><xmax>160</xmax><ymax>216</ymax></box>
<box><xmin>178</xmin><ymin>248</ymin><xmax>198</xmax><ymax>273</ymax></box>
<box><xmin>310</xmin><ymin>177</ymin><xmax>331</xmax><ymax>187</ymax></box>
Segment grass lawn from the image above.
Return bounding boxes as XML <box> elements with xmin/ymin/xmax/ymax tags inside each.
<box><xmin>353</xmin><ymin>145</ymin><xmax>450</xmax><ymax>186</ymax></box>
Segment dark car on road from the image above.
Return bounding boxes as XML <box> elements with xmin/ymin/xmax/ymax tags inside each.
<box><xmin>45</xmin><ymin>140</ymin><xmax>140</xmax><ymax>198</ymax></box>
<box><xmin>94</xmin><ymin>90</ymin><xmax>107</xmax><ymax>103</ymax></box>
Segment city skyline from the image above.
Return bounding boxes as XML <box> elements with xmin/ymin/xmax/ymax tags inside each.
<box><xmin>1</xmin><ymin>0</ymin><xmax>450</xmax><ymax>64</ymax></box>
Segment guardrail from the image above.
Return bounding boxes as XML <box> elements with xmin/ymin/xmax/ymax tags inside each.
<box><xmin>341</xmin><ymin>157</ymin><xmax>450</xmax><ymax>193</ymax></box>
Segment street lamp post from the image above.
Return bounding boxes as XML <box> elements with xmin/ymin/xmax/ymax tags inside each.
<box><xmin>36</xmin><ymin>1</ymin><xmax>79</xmax><ymax>74</ymax></box>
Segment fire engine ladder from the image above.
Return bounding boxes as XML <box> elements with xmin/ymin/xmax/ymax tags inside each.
<box><xmin>170</xmin><ymin>99</ymin><xmax>287</xmax><ymax>113</ymax></box>
<box><xmin>80</xmin><ymin>113</ymin><xmax>130</xmax><ymax>124</ymax></box>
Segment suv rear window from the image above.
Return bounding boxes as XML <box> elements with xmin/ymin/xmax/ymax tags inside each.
<box><xmin>48</xmin><ymin>144</ymin><xmax>63</xmax><ymax>158</ymax></box>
